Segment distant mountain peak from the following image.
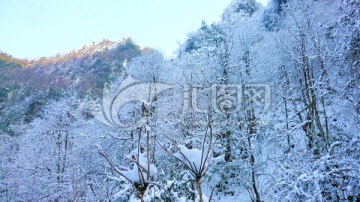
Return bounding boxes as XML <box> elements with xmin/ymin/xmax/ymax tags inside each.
<box><xmin>26</xmin><ymin>38</ymin><xmax>136</xmax><ymax>67</ymax></box>
<box><xmin>0</xmin><ymin>38</ymin><xmax>140</xmax><ymax>68</ymax></box>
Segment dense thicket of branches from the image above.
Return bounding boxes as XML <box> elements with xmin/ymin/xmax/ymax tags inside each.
<box><xmin>1</xmin><ymin>0</ymin><xmax>359</xmax><ymax>201</ymax></box>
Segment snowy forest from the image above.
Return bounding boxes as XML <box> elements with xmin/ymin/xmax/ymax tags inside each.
<box><xmin>0</xmin><ymin>0</ymin><xmax>359</xmax><ymax>201</ymax></box>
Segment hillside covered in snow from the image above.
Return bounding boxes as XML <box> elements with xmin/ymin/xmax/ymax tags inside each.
<box><xmin>0</xmin><ymin>0</ymin><xmax>359</xmax><ymax>201</ymax></box>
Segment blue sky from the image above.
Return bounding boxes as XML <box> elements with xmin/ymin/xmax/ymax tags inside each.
<box><xmin>0</xmin><ymin>0</ymin><xmax>268</xmax><ymax>59</ymax></box>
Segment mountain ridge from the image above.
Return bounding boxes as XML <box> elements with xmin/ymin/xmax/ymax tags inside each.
<box><xmin>0</xmin><ymin>38</ymin><xmax>148</xmax><ymax>68</ymax></box>
<box><xmin>0</xmin><ymin>37</ymin><xmax>146</xmax><ymax>135</ymax></box>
